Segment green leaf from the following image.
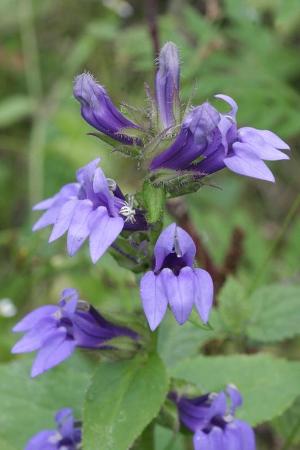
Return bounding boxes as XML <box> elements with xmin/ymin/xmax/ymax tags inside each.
<box><xmin>246</xmin><ymin>284</ymin><xmax>300</xmax><ymax>343</ymax></box>
<box><xmin>0</xmin><ymin>354</ymin><xmax>93</xmax><ymax>448</ymax></box>
<box><xmin>218</xmin><ymin>277</ymin><xmax>252</xmax><ymax>335</ymax></box>
<box><xmin>171</xmin><ymin>354</ymin><xmax>300</xmax><ymax>425</ymax></box>
<box><xmin>0</xmin><ymin>96</ymin><xmax>35</xmax><ymax>128</ymax></box>
<box><xmin>155</xmin><ymin>425</ymin><xmax>184</xmax><ymax>450</ymax></box>
<box><xmin>83</xmin><ymin>353</ymin><xmax>169</xmax><ymax>450</ymax></box>
<box><xmin>143</xmin><ymin>180</ymin><xmax>166</xmax><ymax>223</ymax></box>
<box><xmin>158</xmin><ymin>312</ymin><xmax>215</xmax><ymax>369</ymax></box>
<box><xmin>273</xmin><ymin>396</ymin><xmax>300</xmax><ymax>446</ymax></box>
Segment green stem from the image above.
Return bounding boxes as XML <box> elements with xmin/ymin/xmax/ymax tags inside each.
<box><xmin>248</xmin><ymin>193</ymin><xmax>300</xmax><ymax>293</ymax></box>
<box><xmin>18</xmin><ymin>0</ymin><xmax>45</xmax><ymax>207</ymax></box>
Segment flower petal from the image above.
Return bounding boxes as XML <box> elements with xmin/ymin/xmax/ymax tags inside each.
<box><xmin>234</xmin><ymin>141</ymin><xmax>289</xmax><ymax>161</ymax></box>
<box><xmin>55</xmin><ymin>408</ymin><xmax>74</xmax><ymax>438</ymax></box>
<box><xmin>193</xmin><ymin>430</ymin><xmax>212</xmax><ymax>450</ymax></box>
<box><xmin>89</xmin><ymin>206</ymin><xmax>124</xmax><ymax>263</ymax></box>
<box><xmin>93</xmin><ymin>167</ymin><xmax>117</xmax><ymax>216</ymax></box>
<box><xmin>32</xmin><ymin>205</ymin><xmax>62</xmax><ymax>232</ymax></box>
<box><xmin>12</xmin><ymin>305</ymin><xmax>58</xmax><ymax>332</ymax></box>
<box><xmin>224</xmin><ymin>148</ymin><xmax>275</xmax><ymax>182</ymax></box>
<box><xmin>193</xmin><ymin>268</ymin><xmax>214</xmax><ymax>323</ymax></box>
<box><xmin>234</xmin><ymin>419</ymin><xmax>256</xmax><ymax>450</ymax></box>
<box><xmin>31</xmin><ymin>329</ymin><xmax>76</xmax><ymax>377</ymax></box>
<box><xmin>154</xmin><ymin>223</ymin><xmax>176</xmax><ymax>271</ymax></box>
<box><xmin>140</xmin><ymin>271</ymin><xmax>168</xmax><ymax>331</ymax></box>
<box><xmin>25</xmin><ymin>430</ymin><xmax>57</xmax><ymax>450</ymax></box>
<box><xmin>156</xmin><ymin>42</ymin><xmax>180</xmax><ymax>129</ymax></box>
<box><xmin>161</xmin><ymin>267</ymin><xmax>194</xmax><ymax>325</ymax></box>
<box><xmin>49</xmin><ymin>198</ymin><xmax>78</xmax><ymax>243</ymax></box>
<box><xmin>33</xmin><ymin>196</ymin><xmax>56</xmax><ymax>211</ymax></box>
<box><xmin>154</xmin><ymin>223</ymin><xmax>196</xmax><ymax>271</ymax></box>
<box><xmin>223</xmin><ymin>422</ymin><xmax>243</xmax><ymax>450</ymax></box>
<box><xmin>12</xmin><ymin>318</ymin><xmax>57</xmax><ymax>353</ymax></box>
<box><xmin>226</xmin><ymin>384</ymin><xmax>243</xmax><ymax>414</ymax></box>
<box><xmin>67</xmin><ymin>200</ymin><xmax>93</xmax><ymax>256</ymax></box>
<box><xmin>215</xmin><ymin>94</ymin><xmax>238</xmax><ymax>117</ymax></box>
<box><xmin>239</xmin><ymin>127</ymin><xmax>290</xmax><ymax>150</ymax></box>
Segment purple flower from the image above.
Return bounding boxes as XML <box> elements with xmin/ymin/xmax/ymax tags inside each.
<box><xmin>156</xmin><ymin>42</ymin><xmax>180</xmax><ymax>130</ymax></box>
<box><xmin>73</xmin><ymin>72</ymin><xmax>141</xmax><ymax>145</ymax></box>
<box><xmin>151</xmin><ymin>94</ymin><xmax>290</xmax><ymax>182</ymax></box>
<box><xmin>150</xmin><ymin>102</ymin><xmax>220</xmax><ymax>170</ymax></box>
<box><xmin>140</xmin><ymin>223</ymin><xmax>213</xmax><ymax>331</ymax></box>
<box><xmin>32</xmin><ymin>158</ymin><xmax>147</xmax><ymax>263</ymax></box>
<box><xmin>171</xmin><ymin>384</ymin><xmax>256</xmax><ymax>450</ymax></box>
<box><xmin>12</xmin><ymin>288</ymin><xmax>137</xmax><ymax>377</ymax></box>
<box><xmin>25</xmin><ymin>408</ymin><xmax>81</xmax><ymax>450</ymax></box>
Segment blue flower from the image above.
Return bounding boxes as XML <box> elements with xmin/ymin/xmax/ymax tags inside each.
<box><xmin>171</xmin><ymin>385</ymin><xmax>256</xmax><ymax>450</ymax></box>
<box><xmin>73</xmin><ymin>72</ymin><xmax>141</xmax><ymax>145</ymax></box>
<box><xmin>151</xmin><ymin>94</ymin><xmax>290</xmax><ymax>182</ymax></box>
<box><xmin>12</xmin><ymin>288</ymin><xmax>138</xmax><ymax>377</ymax></box>
<box><xmin>155</xmin><ymin>42</ymin><xmax>180</xmax><ymax>130</ymax></box>
<box><xmin>140</xmin><ymin>223</ymin><xmax>213</xmax><ymax>330</ymax></box>
<box><xmin>32</xmin><ymin>158</ymin><xmax>147</xmax><ymax>263</ymax></box>
<box><xmin>25</xmin><ymin>408</ymin><xmax>81</xmax><ymax>450</ymax></box>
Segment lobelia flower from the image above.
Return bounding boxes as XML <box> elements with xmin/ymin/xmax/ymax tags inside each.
<box><xmin>25</xmin><ymin>407</ymin><xmax>82</xmax><ymax>450</ymax></box>
<box><xmin>73</xmin><ymin>72</ymin><xmax>141</xmax><ymax>145</ymax></box>
<box><xmin>150</xmin><ymin>93</ymin><xmax>290</xmax><ymax>183</ymax></box>
<box><xmin>155</xmin><ymin>41</ymin><xmax>180</xmax><ymax>130</ymax></box>
<box><xmin>140</xmin><ymin>223</ymin><xmax>213</xmax><ymax>331</ymax></box>
<box><xmin>12</xmin><ymin>288</ymin><xmax>138</xmax><ymax>377</ymax></box>
<box><xmin>32</xmin><ymin>158</ymin><xmax>147</xmax><ymax>263</ymax></box>
<box><xmin>171</xmin><ymin>384</ymin><xmax>256</xmax><ymax>450</ymax></box>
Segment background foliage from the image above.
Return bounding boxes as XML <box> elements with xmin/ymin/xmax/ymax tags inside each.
<box><xmin>1</xmin><ymin>0</ymin><xmax>300</xmax><ymax>449</ymax></box>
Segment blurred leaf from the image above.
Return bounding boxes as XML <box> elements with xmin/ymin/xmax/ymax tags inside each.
<box><xmin>217</xmin><ymin>277</ymin><xmax>251</xmax><ymax>335</ymax></box>
<box><xmin>0</xmin><ymin>96</ymin><xmax>35</xmax><ymax>128</ymax></box>
<box><xmin>273</xmin><ymin>396</ymin><xmax>300</xmax><ymax>446</ymax></box>
<box><xmin>171</xmin><ymin>354</ymin><xmax>300</xmax><ymax>425</ymax></box>
<box><xmin>158</xmin><ymin>312</ymin><xmax>215</xmax><ymax>370</ymax></box>
<box><xmin>0</xmin><ymin>353</ymin><xmax>93</xmax><ymax>448</ymax></box>
<box><xmin>83</xmin><ymin>353</ymin><xmax>169</xmax><ymax>450</ymax></box>
<box><xmin>246</xmin><ymin>284</ymin><xmax>300</xmax><ymax>343</ymax></box>
<box><xmin>155</xmin><ymin>425</ymin><xmax>184</xmax><ymax>450</ymax></box>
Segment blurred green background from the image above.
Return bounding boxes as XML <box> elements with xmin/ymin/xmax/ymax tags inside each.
<box><xmin>1</xmin><ymin>0</ymin><xmax>300</xmax><ymax>448</ymax></box>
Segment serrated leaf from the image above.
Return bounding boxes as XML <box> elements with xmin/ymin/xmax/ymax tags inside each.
<box><xmin>83</xmin><ymin>353</ymin><xmax>169</xmax><ymax>450</ymax></box>
<box><xmin>0</xmin><ymin>354</ymin><xmax>93</xmax><ymax>449</ymax></box>
<box><xmin>143</xmin><ymin>180</ymin><xmax>166</xmax><ymax>223</ymax></box>
<box><xmin>246</xmin><ymin>284</ymin><xmax>300</xmax><ymax>343</ymax></box>
<box><xmin>171</xmin><ymin>354</ymin><xmax>300</xmax><ymax>425</ymax></box>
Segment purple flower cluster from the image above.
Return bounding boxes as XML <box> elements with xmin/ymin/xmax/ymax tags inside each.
<box><xmin>25</xmin><ymin>408</ymin><xmax>81</xmax><ymax>450</ymax></box>
<box><xmin>73</xmin><ymin>42</ymin><xmax>289</xmax><ymax>183</ymax></box>
<box><xmin>140</xmin><ymin>223</ymin><xmax>213</xmax><ymax>330</ymax></box>
<box><xmin>171</xmin><ymin>385</ymin><xmax>255</xmax><ymax>450</ymax></box>
<box><xmin>12</xmin><ymin>288</ymin><xmax>137</xmax><ymax>377</ymax></box>
<box><xmin>33</xmin><ymin>158</ymin><xmax>147</xmax><ymax>263</ymax></box>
